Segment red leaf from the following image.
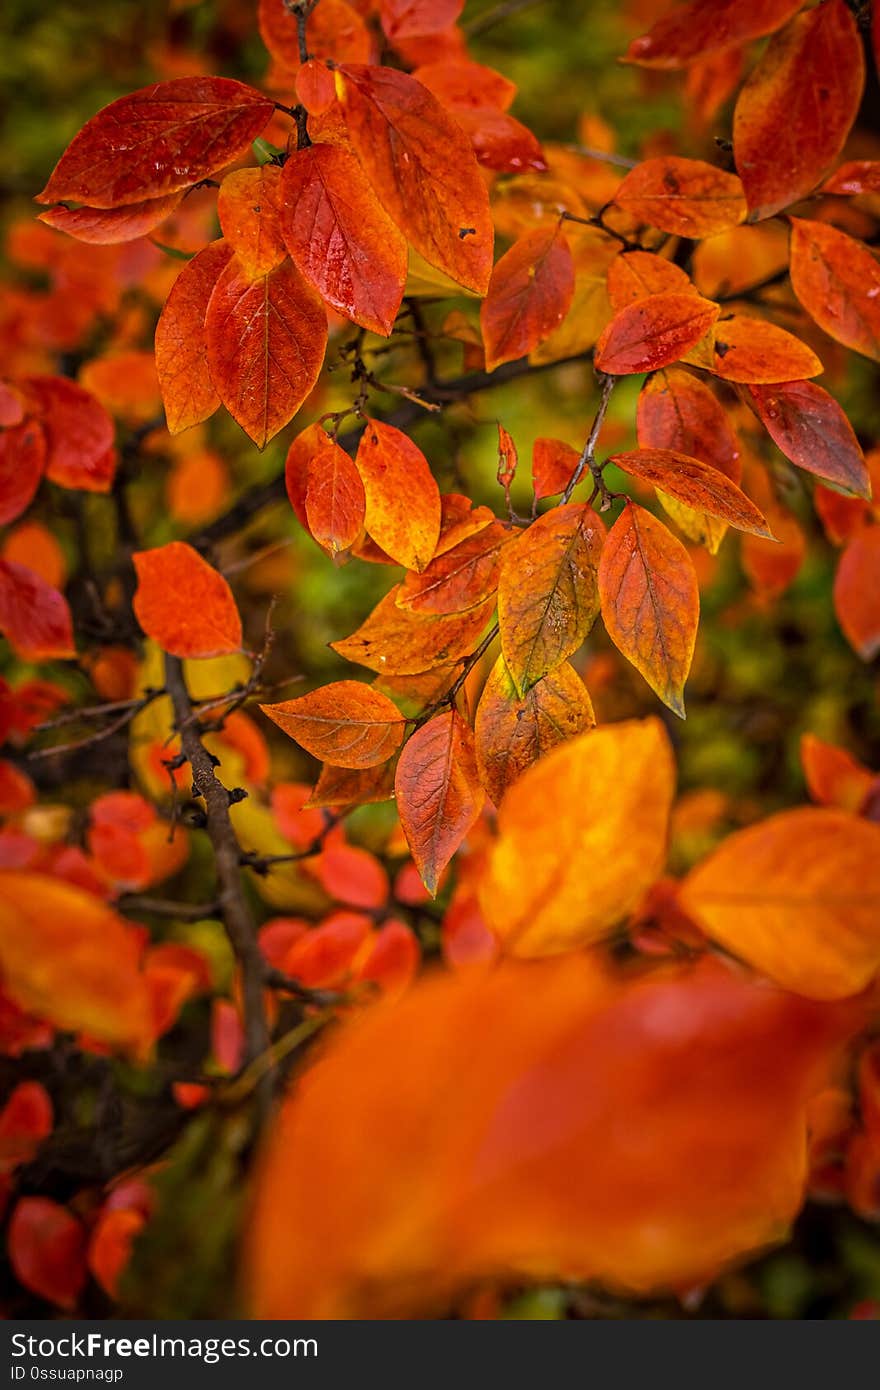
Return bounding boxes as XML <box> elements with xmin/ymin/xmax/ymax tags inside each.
<box><xmin>308</xmin><ymin>846</ymin><xmax>390</xmax><ymax>910</ymax></box>
<box><xmin>625</xmin><ymin>0</ymin><xmax>803</xmax><ymax>68</ymax></box>
<box><xmin>744</xmin><ymin>381</ymin><xmax>869</xmax><ymax>497</ymax></box>
<box><xmin>336</xmin><ymin>64</ymin><xmax>493</xmax><ymax>294</ymax></box>
<box><xmin>24</xmin><ymin>376</ymin><xmax>115</xmax><ymax>493</ymax></box>
<box><xmin>304</xmin><ymin>433</ymin><xmax>366</xmax><ymax>559</ymax></box>
<box><xmin>834</xmin><ymin>527</ymin><xmax>880</xmax><ymax>661</ymax></box>
<box><xmin>0</xmin><ymin>560</ymin><xmax>74</xmax><ymax>661</ymax></box>
<box><xmin>822</xmin><ymin>161</ymin><xmax>880</xmax><ymax>196</ymax></box>
<box><xmin>132</xmin><ymin>541</ymin><xmax>242</xmax><ymax>659</ymax></box>
<box><xmin>280</xmin><ymin>143</ymin><xmax>407</xmax><ymax>336</ymax></box>
<box><xmin>481</xmin><ymin>227</ymin><xmax>575</xmax><ymax>371</ymax></box>
<box><xmin>594</xmin><ymin>292</ymin><xmax>720</xmax><ymax>375</ymax></box>
<box><xmin>412</xmin><ymin>60</ymin><xmax>516</xmax><ymax>113</ymax></box>
<box><xmin>733</xmin><ymin>1</ymin><xmax>864</xmax><ymax>220</ymax></box>
<box><xmin>0</xmin><ymin>419</ymin><xmax>45</xmax><ymax>526</ymax></box>
<box><xmin>637</xmin><ymin>368</ymin><xmax>740</xmax><ymax>480</ymax></box>
<box><xmin>0</xmin><ymin>1082</ymin><xmax>53</xmax><ymax>1173</ymax></box>
<box><xmin>8</xmin><ymin>1198</ymin><xmax>86</xmax><ymax>1309</ymax></box>
<box><xmin>613</xmin><ymin>157</ymin><xmax>746</xmax><ymax>238</ymax></box>
<box><xmin>205</xmin><ymin>256</ymin><xmax>327</xmax><ymax>448</ymax></box>
<box><xmin>37</xmin><ymin>192</ymin><xmax>183</xmax><ymax>244</ymax></box>
<box><xmin>395</xmin><ymin>710</ymin><xmax>484</xmax><ymax>895</ymax></box>
<box><xmin>452</xmin><ymin>108</ymin><xmax>547</xmax><ymax>174</ymax></box>
<box><xmin>380</xmin><ymin>0</ymin><xmax>463</xmax><ymax>40</ymax></box>
<box><xmin>258</xmin><ymin>0</ymin><xmax>371</xmax><ymax>70</ymax></box>
<box><xmin>789</xmin><ymin>218</ymin><xmax>880</xmax><ymax>363</ymax></box>
<box><xmin>532</xmin><ymin>437</ymin><xmax>580</xmax><ymax>501</ymax></box>
<box><xmin>609</xmin><ymin>449</ymin><xmax>772</xmax><ymax>536</ymax></box>
<box><xmin>154</xmin><ymin>239</ymin><xmax>232</xmax><ymax>435</ymax></box>
<box><xmin>37</xmin><ymin>78</ymin><xmax>275</xmax><ymax>209</ymax></box>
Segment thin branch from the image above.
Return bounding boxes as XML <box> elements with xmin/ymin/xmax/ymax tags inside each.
<box><xmin>560</xmin><ymin>373</ymin><xmax>617</xmax><ymax>505</ymax></box>
<box><xmin>465</xmin><ymin>0</ymin><xmax>545</xmax><ymax>37</ymax></box>
<box><xmin>163</xmin><ymin>653</ymin><xmax>272</xmax><ymax>1106</ymax></box>
<box><xmin>27</xmin><ymin>688</ymin><xmax>165</xmax><ymax>761</ymax></box>
<box><xmin>118</xmin><ymin>895</ymin><xmax>222</xmax><ymax>921</ymax></box>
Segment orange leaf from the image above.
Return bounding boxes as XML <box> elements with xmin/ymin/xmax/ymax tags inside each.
<box><xmin>395</xmin><ymin>710</ymin><xmax>484</xmax><ymax>895</ymax></box>
<box><xmin>79</xmin><ymin>350</ymin><xmax>161</xmax><ymax>428</ymax></box>
<box><xmin>680</xmin><ymin>807</ymin><xmax>880</xmax><ymax>999</ymax></box>
<box><xmin>296</xmin><ymin>60</ymin><xmax>337</xmax><ymax>117</ymax></box>
<box><xmin>380</xmin><ymin>0</ymin><xmax>462</xmax><ymax>40</ymax></box>
<box><xmin>336</xmin><ymin>64</ymin><xmax>493</xmax><ymax>294</ymax></box>
<box><xmin>261</xmin><ymin>681</ymin><xmax>405</xmax><ymax>769</ymax></box>
<box><xmin>474</xmin><ymin>655</ymin><xmax>594</xmax><ymax>806</ymax></box>
<box><xmin>0</xmin><ymin>873</ymin><xmax>152</xmax><ymax>1053</ymax></box>
<box><xmin>8</xmin><ymin>1198</ymin><xmax>86</xmax><ymax>1309</ymax></box>
<box><xmin>306</xmin><ymin>760</ymin><xmax>396</xmax><ymax>811</ymax></box>
<box><xmin>801</xmin><ymin>733</ymin><xmax>876</xmax><ymax>816</ymax></box>
<box><xmin>397</xmin><ymin>521</ymin><xmax>509</xmax><ymax>615</ymax></box>
<box><xmin>332</xmin><ymin>587</ymin><xmax>496</xmax><ymax>675</ymax></box>
<box><xmin>280</xmin><ymin>144</ymin><xmax>407</xmax><ymax>336</ymax></box>
<box><xmin>789</xmin><ymin>218</ymin><xmax>880</xmax><ymax>363</ymax></box>
<box><xmin>0</xmin><ymin>560</ymin><xmax>74</xmax><ymax>662</ymax></box>
<box><xmin>23</xmin><ymin>376</ymin><xmax>115</xmax><ymax>493</ymax></box>
<box><xmin>598</xmin><ymin>501</ymin><xmax>699</xmax><ymax>717</ymax></box>
<box><xmin>217</xmin><ymin>165</ymin><xmax>287</xmax><ymax>278</ymax></box>
<box><xmin>625</xmin><ymin>0</ymin><xmax>803</xmax><ymax>68</ymax></box>
<box><xmin>594</xmin><ymin>291</ymin><xmax>720</xmax><ymax>375</ymax></box>
<box><xmin>0</xmin><ymin>1082</ymin><xmax>52</xmax><ymax>1174</ymax></box>
<box><xmin>606</xmin><ymin>250</ymin><xmax>696</xmax><ymax>311</ymax></box>
<box><xmin>733</xmin><ymin>0</ymin><xmax>863</xmax><ymax>220</ymax></box>
<box><xmin>413</xmin><ymin>60</ymin><xmax>516</xmax><ymax>112</ymax></box>
<box><xmin>822</xmin><ymin>161</ymin><xmax>880</xmax><ymax>196</ymax></box>
<box><xmin>308</xmin><ymin>847</ymin><xmax>390</xmax><ymax>910</ymax></box>
<box><xmin>205</xmin><ymin>255</ymin><xmax>327</xmax><ymax>448</ymax></box>
<box><xmin>0</xmin><ymin>419</ymin><xmax>44</xmax><ymax>526</ymax></box>
<box><xmin>155</xmin><ymin>239</ymin><xmax>232</xmax><ymax>435</ymax></box>
<box><xmin>259</xmin><ymin>0</ymin><xmax>371</xmax><ymax>70</ymax></box>
<box><xmin>88</xmin><ymin>1207</ymin><xmax>147</xmax><ymax>1299</ymax></box>
<box><xmin>498</xmin><ymin>502</ymin><xmax>603</xmax><ymax>696</ymax></box>
<box><xmin>744</xmin><ymin>381</ymin><xmax>869</xmax><ymax>497</ymax></box>
<box><xmin>609</xmin><ymin>448</ymin><xmax>772</xmax><ymax>537</ymax></box>
<box><xmin>531</xmin><ymin>437</ymin><xmax>580</xmax><ymax>501</ymax></box>
<box><xmin>354</xmin><ymin>419</ymin><xmax>440</xmax><ymax>571</ymax></box>
<box><xmin>480</xmin><ymin>227</ymin><xmax>574</xmax><ymax>371</ymax></box>
<box><xmin>37</xmin><ymin>78</ymin><xmax>274</xmax><ymax>209</ymax></box>
<box><xmin>132</xmin><ymin>541</ymin><xmax>242</xmax><ymax>658</ymax></box>
<box><xmin>708</xmin><ymin>314</ymin><xmax>822</xmax><ymax>383</ymax></box>
<box><xmin>833</xmin><ymin>526</ymin><xmax>880</xmax><ymax>661</ymax></box>
<box><xmin>480</xmin><ymin>717</ymin><xmax>674</xmax><ymax>955</ymax></box>
<box><xmin>37</xmin><ymin>193</ymin><xmax>183</xmax><ymax>245</ymax></box>
<box><xmin>613</xmin><ymin>157</ymin><xmax>746</xmax><ymax>238</ymax></box>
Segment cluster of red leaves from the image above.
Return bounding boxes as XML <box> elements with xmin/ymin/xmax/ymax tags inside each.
<box><xmin>2</xmin><ymin>0</ymin><xmax>880</xmax><ymax>1321</ymax></box>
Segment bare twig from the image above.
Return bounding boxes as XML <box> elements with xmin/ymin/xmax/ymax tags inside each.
<box><xmin>465</xmin><ymin>0</ymin><xmax>545</xmax><ymax>38</ymax></box>
<box><xmin>560</xmin><ymin>373</ymin><xmax>617</xmax><ymax>505</ymax></box>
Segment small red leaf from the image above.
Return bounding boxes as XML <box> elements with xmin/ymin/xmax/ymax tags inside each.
<box><xmin>481</xmin><ymin>227</ymin><xmax>575</xmax><ymax>371</ymax></box>
<box><xmin>132</xmin><ymin>542</ymin><xmax>242</xmax><ymax>659</ymax></box>
<box><xmin>395</xmin><ymin>710</ymin><xmax>484</xmax><ymax>895</ymax></box>
<box><xmin>594</xmin><ymin>292</ymin><xmax>720</xmax><ymax>375</ymax></box>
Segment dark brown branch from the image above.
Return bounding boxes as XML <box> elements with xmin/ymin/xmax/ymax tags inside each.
<box><xmin>163</xmin><ymin>654</ymin><xmax>272</xmax><ymax>1096</ymax></box>
<box><xmin>118</xmin><ymin>895</ymin><xmax>222</xmax><ymax>921</ymax></box>
<box><xmin>560</xmin><ymin>373</ymin><xmax>617</xmax><ymax>505</ymax></box>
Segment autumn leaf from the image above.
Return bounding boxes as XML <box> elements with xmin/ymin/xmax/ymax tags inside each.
<box><xmin>498</xmin><ymin>502</ymin><xmax>604</xmax><ymax>696</ymax></box>
<box><xmin>789</xmin><ymin>218</ymin><xmax>880</xmax><ymax>363</ymax></box>
<box><xmin>480</xmin><ymin>226</ymin><xmax>575</xmax><ymax>371</ymax></box>
<box><xmin>744</xmin><ymin>381</ymin><xmax>869</xmax><ymax>498</ymax></box>
<box><xmin>598</xmin><ymin>501</ymin><xmax>699</xmax><ymax>717</ymax></box>
<box><xmin>307</xmin><ymin>760</ymin><xmax>397</xmax><ymax>811</ymax></box>
<box><xmin>303</xmin><ymin>441</ymin><xmax>365</xmax><ymax>560</ymax></box>
<box><xmin>801</xmin><ymin>734</ymin><xmax>876</xmax><ymax>816</ymax></box>
<box><xmin>259</xmin><ymin>0</ymin><xmax>371</xmax><ymax>70</ymax></box>
<box><xmin>205</xmin><ymin>255</ymin><xmax>327</xmax><ymax>448</ymax></box>
<box><xmin>833</xmin><ymin>527</ymin><xmax>880</xmax><ymax>661</ymax></box>
<box><xmin>37</xmin><ymin>77</ymin><xmax>275</xmax><ymax>208</ymax></box>
<box><xmin>0</xmin><ymin>419</ymin><xmax>45</xmax><ymax>526</ymax></box>
<box><xmin>261</xmin><ymin>682</ymin><xmax>405</xmax><ymax>769</ymax></box>
<box><xmin>822</xmin><ymin>161</ymin><xmax>880</xmax><ymax>196</ymax></box>
<box><xmin>0</xmin><ymin>559</ymin><xmax>75</xmax><ymax>661</ymax></box>
<box><xmin>397</xmin><ymin>521</ymin><xmax>509</xmax><ymax>615</ymax></box>
<box><xmin>613</xmin><ymin>157</ymin><xmax>746</xmax><ymax>238</ymax></box>
<box><xmin>331</xmin><ymin>586</ymin><xmax>496</xmax><ymax>675</ymax></box>
<box><xmin>380</xmin><ymin>0</ymin><xmax>463</xmax><ymax>40</ymax></box>
<box><xmin>608</xmin><ymin>449</ymin><xmax>772</xmax><ymax>537</ymax></box>
<box><xmin>474</xmin><ymin>655</ymin><xmax>594</xmax><ymax>806</ymax></box>
<box><xmin>680</xmin><ymin>808</ymin><xmax>880</xmax><ymax>999</ymax></box>
<box><xmin>354</xmin><ymin>419</ymin><xmax>440</xmax><ymax>572</ymax></box>
<box><xmin>23</xmin><ymin>375</ymin><xmax>115</xmax><ymax>493</ymax></box>
<box><xmin>217</xmin><ymin>165</ymin><xmax>287</xmax><ymax>278</ymax></box>
<box><xmin>481</xmin><ymin>717</ymin><xmax>674</xmax><ymax>953</ymax></box>
<box><xmin>625</xmin><ymin>0</ymin><xmax>803</xmax><ymax>68</ymax></box>
<box><xmin>154</xmin><ymin>240</ymin><xmax>232</xmax><ymax>435</ymax></box>
<box><xmin>606</xmin><ymin>250</ymin><xmax>696</xmax><ymax>311</ymax></box>
<box><xmin>707</xmin><ymin>314</ymin><xmax>822</xmax><ymax>383</ymax></box>
<box><xmin>335</xmin><ymin>64</ymin><xmax>493</xmax><ymax>294</ymax></box>
<box><xmin>733</xmin><ymin>1</ymin><xmax>863</xmax><ymax>220</ymax></box>
<box><xmin>395</xmin><ymin>710</ymin><xmax>484</xmax><ymax>895</ymax></box>
<box><xmin>248</xmin><ymin>950</ymin><xmax>859</xmax><ymax>1317</ymax></box>
<box><xmin>37</xmin><ymin>192</ymin><xmax>183</xmax><ymax>245</ymax></box>
<box><xmin>280</xmin><ymin>144</ymin><xmax>408</xmax><ymax>336</ymax></box>
<box><xmin>594</xmin><ymin>292</ymin><xmax>720</xmax><ymax>375</ymax></box>
<box><xmin>0</xmin><ymin>873</ymin><xmax>152</xmax><ymax>1052</ymax></box>
<box><xmin>8</xmin><ymin>1199</ymin><xmax>86</xmax><ymax>1310</ymax></box>
<box><xmin>530</xmin><ymin>225</ymin><xmax>617</xmax><ymax>364</ymax></box>
<box><xmin>531</xmin><ymin>437</ymin><xmax>581</xmax><ymax>501</ymax></box>
<box><xmin>132</xmin><ymin>542</ymin><xmax>242</xmax><ymax>659</ymax></box>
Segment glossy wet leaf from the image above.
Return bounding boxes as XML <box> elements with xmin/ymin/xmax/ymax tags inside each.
<box><xmin>789</xmin><ymin>218</ymin><xmax>880</xmax><ymax>363</ymax></box>
<box><xmin>594</xmin><ymin>292</ymin><xmax>720</xmax><ymax>375</ymax></box>
<box><xmin>480</xmin><ymin>227</ymin><xmax>575</xmax><ymax>371</ymax></box>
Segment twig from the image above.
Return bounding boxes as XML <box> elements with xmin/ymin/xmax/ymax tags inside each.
<box><xmin>27</xmin><ymin>688</ymin><xmax>165</xmax><ymax>761</ymax></box>
<box><xmin>163</xmin><ymin>653</ymin><xmax>273</xmax><ymax>1109</ymax></box>
<box><xmin>465</xmin><ymin>0</ymin><xmax>545</xmax><ymax>38</ymax></box>
<box><xmin>118</xmin><ymin>895</ymin><xmax>222</xmax><ymax>921</ymax></box>
<box><xmin>560</xmin><ymin>373</ymin><xmax>617</xmax><ymax>505</ymax></box>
